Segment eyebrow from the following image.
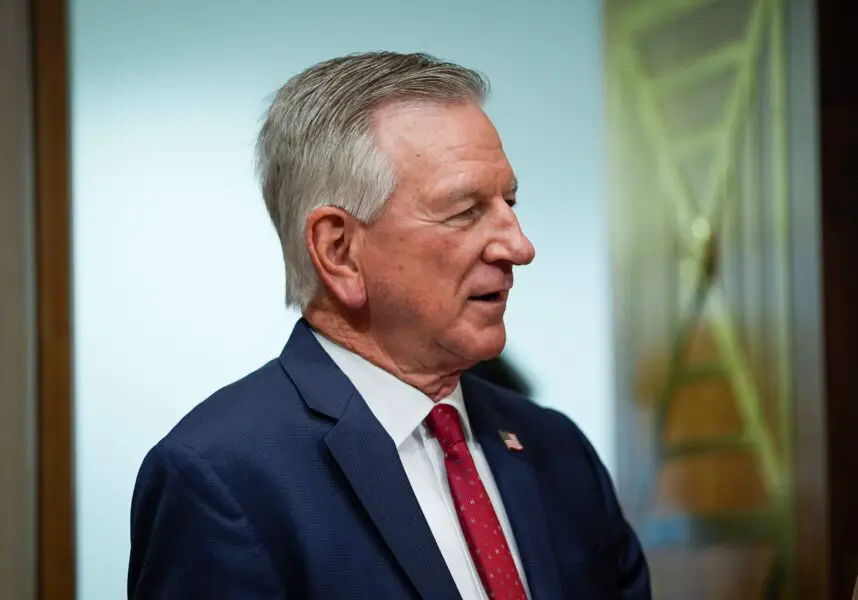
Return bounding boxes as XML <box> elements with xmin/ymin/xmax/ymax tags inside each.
<box><xmin>447</xmin><ymin>177</ymin><xmax>519</xmax><ymax>203</ymax></box>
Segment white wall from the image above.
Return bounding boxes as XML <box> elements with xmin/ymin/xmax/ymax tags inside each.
<box><xmin>71</xmin><ymin>0</ymin><xmax>612</xmax><ymax>597</ymax></box>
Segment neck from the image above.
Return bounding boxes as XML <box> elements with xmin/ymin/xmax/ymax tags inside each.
<box><xmin>304</xmin><ymin>302</ymin><xmax>463</xmax><ymax>402</ymax></box>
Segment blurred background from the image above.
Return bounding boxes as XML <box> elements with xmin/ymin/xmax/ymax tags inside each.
<box><xmin>2</xmin><ymin>0</ymin><xmax>856</xmax><ymax>598</ymax></box>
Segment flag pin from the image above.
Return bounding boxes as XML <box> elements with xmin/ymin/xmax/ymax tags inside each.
<box><xmin>498</xmin><ymin>430</ymin><xmax>524</xmax><ymax>452</ymax></box>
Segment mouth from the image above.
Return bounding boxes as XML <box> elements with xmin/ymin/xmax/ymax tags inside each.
<box><xmin>468</xmin><ymin>291</ymin><xmax>506</xmax><ymax>303</ymax></box>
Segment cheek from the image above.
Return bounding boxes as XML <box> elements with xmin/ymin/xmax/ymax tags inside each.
<box><xmin>393</xmin><ymin>234</ymin><xmax>456</xmax><ymax>278</ymax></box>
<box><xmin>426</xmin><ymin>234</ymin><xmax>475</xmax><ymax>274</ymax></box>
<box><xmin>365</xmin><ymin>230</ymin><xmax>477</xmax><ymax>302</ymax></box>
<box><xmin>363</xmin><ymin>244</ymin><xmax>424</xmax><ymax>307</ymax></box>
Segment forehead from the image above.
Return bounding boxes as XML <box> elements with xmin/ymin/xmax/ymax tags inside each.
<box><xmin>372</xmin><ymin>101</ymin><xmax>515</xmax><ymax>196</ymax></box>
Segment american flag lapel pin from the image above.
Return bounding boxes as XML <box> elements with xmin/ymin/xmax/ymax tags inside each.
<box><xmin>498</xmin><ymin>430</ymin><xmax>524</xmax><ymax>452</ymax></box>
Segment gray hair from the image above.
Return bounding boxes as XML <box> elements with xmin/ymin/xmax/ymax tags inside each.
<box><xmin>255</xmin><ymin>51</ymin><xmax>489</xmax><ymax>309</ymax></box>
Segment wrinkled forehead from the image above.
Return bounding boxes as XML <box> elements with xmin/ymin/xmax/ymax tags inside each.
<box><xmin>372</xmin><ymin>100</ymin><xmax>514</xmax><ymax>196</ymax></box>
<box><xmin>373</xmin><ymin>100</ymin><xmax>503</xmax><ymax>161</ymax></box>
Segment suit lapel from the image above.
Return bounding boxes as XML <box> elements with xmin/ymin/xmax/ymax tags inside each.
<box><xmin>280</xmin><ymin>320</ymin><xmax>460</xmax><ymax>600</ymax></box>
<box><xmin>463</xmin><ymin>376</ymin><xmax>564</xmax><ymax>600</ymax></box>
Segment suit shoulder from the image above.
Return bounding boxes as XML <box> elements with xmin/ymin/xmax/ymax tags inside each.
<box><xmin>156</xmin><ymin>357</ymin><xmax>306</xmax><ymax>459</ymax></box>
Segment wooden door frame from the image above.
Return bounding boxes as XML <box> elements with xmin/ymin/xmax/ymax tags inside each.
<box><xmin>0</xmin><ymin>0</ymin><xmax>72</xmax><ymax>598</ymax></box>
<box><xmin>817</xmin><ymin>0</ymin><xmax>858</xmax><ymax>596</ymax></box>
<box><xmin>32</xmin><ymin>0</ymin><xmax>76</xmax><ymax>597</ymax></box>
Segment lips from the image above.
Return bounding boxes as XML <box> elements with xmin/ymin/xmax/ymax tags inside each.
<box><xmin>470</xmin><ymin>292</ymin><xmax>502</xmax><ymax>302</ymax></box>
<box><xmin>468</xmin><ymin>288</ymin><xmax>509</xmax><ymax>302</ymax></box>
<box><xmin>468</xmin><ymin>275</ymin><xmax>514</xmax><ymax>303</ymax></box>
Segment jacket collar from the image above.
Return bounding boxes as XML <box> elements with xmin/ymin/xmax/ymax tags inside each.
<box><xmin>279</xmin><ymin>319</ymin><xmax>563</xmax><ymax>600</ymax></box>
<box><xmin>279</xmin><ymin>319</ymin><xmax>461</xmax><ymax>600</ymax></box>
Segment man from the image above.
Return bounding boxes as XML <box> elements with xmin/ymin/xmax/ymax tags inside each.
<box><xmin>128</xmin><ymin>51</ymin><xmax>650</xmax><ymax>599</ymax></box>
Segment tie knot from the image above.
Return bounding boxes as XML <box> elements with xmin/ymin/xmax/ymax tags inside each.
<box><xmin>425</xmin><ymin>404</ymin><xmax>466</xmax><ymax>450</ymax></box>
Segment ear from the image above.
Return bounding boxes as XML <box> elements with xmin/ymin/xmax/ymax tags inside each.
<box><xmin>305</xmin><ymin>206</ymin><xmax>366</xmax><ymax>309</ymax></box>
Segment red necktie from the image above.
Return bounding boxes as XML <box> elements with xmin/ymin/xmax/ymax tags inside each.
<box><xmin>425</xmin><ymin>404</ymin><xmax>527</xmax><ymax>600</ymax></box>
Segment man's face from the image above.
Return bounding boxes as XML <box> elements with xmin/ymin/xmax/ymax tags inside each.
<box><xmin>357</xmin><ymin>100</ymin><xmax>535</xmax><ymax>368</ymax></box>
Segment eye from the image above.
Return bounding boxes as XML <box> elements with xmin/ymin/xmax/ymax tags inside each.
<box><xmin>451</xmin><ymin>204</ymin><xmax>481</xmax><ymax>220</ymax></box>
<box><xmin>505</xmin><ymin>198</ymin><xmax>517</xmax><ymax>208</ymax></box>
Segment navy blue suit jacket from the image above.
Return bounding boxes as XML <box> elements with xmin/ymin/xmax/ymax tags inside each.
<box><xmin>129</xmin><ymin>320</ymin><xmax>650</xmax><ymax>599</ymax></box>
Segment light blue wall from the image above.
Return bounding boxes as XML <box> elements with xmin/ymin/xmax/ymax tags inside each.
<box><xmin>71</xmin><ymin>0</ymin><xmax>612</xmax><ymax>597</ymax></box>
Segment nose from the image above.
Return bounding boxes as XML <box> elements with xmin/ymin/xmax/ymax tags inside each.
<box><xmin>484</xmin><ymin>208</ymin><xmax>535</xmax><ymax>266</ymax></box>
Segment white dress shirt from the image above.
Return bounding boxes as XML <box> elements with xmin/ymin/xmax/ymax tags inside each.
<box><xmin>312</xmin><ymin>331</ymin><xmax>531</xmax><ymax>600</ymax></box>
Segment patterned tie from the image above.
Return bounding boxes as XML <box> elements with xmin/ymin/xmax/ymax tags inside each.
<box><xmin>425</xmin><ymin>404</ymin><xmax>527</xmax><ymax>600</ymax></box>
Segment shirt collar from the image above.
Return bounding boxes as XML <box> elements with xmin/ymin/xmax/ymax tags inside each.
<box><xmin>311</xmin><ymin>330</ymin><xmax>473</xmax><ymax>447</ymax></box>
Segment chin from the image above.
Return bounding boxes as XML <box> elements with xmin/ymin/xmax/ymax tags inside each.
<box><xmin>460</xmin><ymin>322</ymin><xmax>507</xmax><ymax>364</ymax></box>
